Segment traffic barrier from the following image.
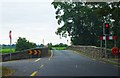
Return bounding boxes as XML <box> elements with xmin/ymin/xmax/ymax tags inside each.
<box><xmin>2</xmin><ymin>47</ymin><xmax>48</xmax><ymax>62</ymax></box>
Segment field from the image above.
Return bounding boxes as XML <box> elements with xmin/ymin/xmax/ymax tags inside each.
<box><xmin>52</xmin><ymin>47</ymin><xmax>67</xmax><ymax>50</ymax></box>
<box><xmin>1</xmin><ymin>46</ymin><xmax>67</xmax><ymax>54</ymax></box>
<box><xmin>1</xmin><ymin>48</ymin><xmax>15</xmax><ymax>54</ymax></box>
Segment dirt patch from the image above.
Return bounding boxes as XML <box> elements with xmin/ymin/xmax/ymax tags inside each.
<box><xmin>2</xmin><ymin>66</ymin><xmax>15</xmax><ymax>76</ymax></box>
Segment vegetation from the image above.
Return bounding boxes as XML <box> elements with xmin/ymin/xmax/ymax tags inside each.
<box><xmin>52</xmin><ymin>47</ymin><xmax>67</xmax><ymax>50</ymax></box>
<box><xmin>15</xmin><ymin>37</ymin><xmax>37</xmax><ymax>51</ymax></box>
<box><xmin>52</xmin><ymin>1</ymin><xmax>120</xmax><ymax>48</ymax></box>
<box><xmin>1</xmin><ymin>44</ymin><xmax>15</xmax><ymax>54</ymax></box>
<box><xmin>47</xmin><ymin>43</ymin><xmax>68</xmax><ymax>50</ymax></box>
<box><xmin>1</xmin><ymin>48</ymin><xmax>15</xmax><ymax>54</ymax></box>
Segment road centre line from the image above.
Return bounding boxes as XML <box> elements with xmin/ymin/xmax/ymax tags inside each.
<box><xmin>34</xmin><ymin>58</ymin><xmax>41</xmax><ymax>62</ymax></box>
<box><xmin>39</xmin><ymin>64</ymin><xmax>44</xmax><ymax>69</ymax></box>
<box><xmin>49</xmin><ymin>50</ymin><xmax>53</xmax><ymax>60</ymax></box>
<box><xmin>30</xmin><ymin>71</ymin><xmax>38</xmax><ymax>76</ymax></box>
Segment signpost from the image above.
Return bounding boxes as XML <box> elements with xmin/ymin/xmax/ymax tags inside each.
<box><xmin>111</xmin><ymin>47</ymin><xmax>119</xmax><ymax>59</ymax></box>
<box><xmin>111</xmin><ymin>47</ymin><xmax>119</xmax><ymax>55</ymax></box>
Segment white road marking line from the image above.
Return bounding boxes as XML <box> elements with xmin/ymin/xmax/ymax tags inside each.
<box><xmin>49</xmin><ymin>50</ymin><xmax>53</xmax><ymax>60</ymax></box>
<box><xmin>34</xmin><ymin>58</ymin><xmax>41</xmax><ymax>62</ymax></box>
<box><xmin>30</xmin><ymin>71</ymin><xmax>38</xmax><ymax>76</ymax></box>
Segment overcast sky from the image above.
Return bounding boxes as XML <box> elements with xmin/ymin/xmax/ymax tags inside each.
<box><xmin>0</xmin><ymin>0</ymin><xmax>71</xmax><ymax>45</ymax></box>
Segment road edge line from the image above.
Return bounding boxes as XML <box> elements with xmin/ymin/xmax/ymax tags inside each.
<box><xmin>49</xmin><ymin>50</ymin><xmax>53</xmax><ymax>60</ymax></box>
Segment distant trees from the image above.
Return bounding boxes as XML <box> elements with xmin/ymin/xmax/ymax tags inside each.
<box><xmin>52</xmin><ymin>43</ymin><xmax>68</xmax><ymax>47</ymax></box>
<box><xmin>2</xmin><ymin>44</ymin><xmax>16</xmax><ymax>49</ymax></box>
<box><xmin>47</xmin><ymin>43</ymin><xmax>68</xmax><ymax>50</ymax></box>
<box><xmin>15</xmin><ymin>37</ymin><xmax>37</xmax><ymax>51</ymax></box>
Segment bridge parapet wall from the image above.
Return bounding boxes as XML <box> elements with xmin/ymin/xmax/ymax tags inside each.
<box><xmin>68</xmin><ymin>45</ymin><xmax>115</xmax><ymax>58</ymax></box>
<box><xmin>2</xmin><ymin>47</ymin><xmax>48</xmax><ymax>62</ymax></box>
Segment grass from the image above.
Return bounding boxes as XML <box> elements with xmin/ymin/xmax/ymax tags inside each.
<box><xmin>1</xmin><ymin>48</ymin><xmax>15</xmax><ymax>54</ymax></box>
<box><xmin>52</xmin><ymin>47</ymin><xmax>67</xmax><ymax>50</ymax></box>
<box><xmin>1</xmin><ymin>66</ymin><xmax>15</xmax><ymax>76</ymax></box>
<box><xmin>101</xmin><ymin>58</ymin><xmax>120</xmax><ymax>66</ymax></box>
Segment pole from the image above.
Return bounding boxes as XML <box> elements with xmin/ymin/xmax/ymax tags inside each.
<box><xmin>114</xmin><ymin>39</ymin><xmax>116</xmax><ymax>47</ymax></box>
<box><xmin>100</xmin><ymin>40</ymin><xmax>103</xmax><ymax>58</ymax></box>
<box><xmin>10</xmin><ymin>37</ymin><xmax>12</xmax><ymax>60</ymax></box>
<box><xmin>67</xmin><ymin>39</ymin><xmax>68</xmax><ymax>45</ymax></box>
<box><xmin>9</xmin><ymin>30</ymin><xmax>12</xmax><ymax>60</ymax></box>
<box><xmin>105</xmin><ymin>35</ymin><xmax>107</xmax><ymax>58</ymax></box>
<box><xmin>103</xmin><ymin>21</ymin><xmax>107</xmax><ymax>58</ymax></box>
<box><xmin>43</xmin><ymin>38</ymin><xmax>44</xmax><ymax>45</ymax></box>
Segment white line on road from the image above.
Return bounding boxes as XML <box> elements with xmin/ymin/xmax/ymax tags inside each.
<box><xmin>49</xmin><ymin>50</ymin><xmax>53</xmax><ymax>60</ymax></box>
<box><xmin>34</xmin><ymin>58</ymin><xmax>41</xmax><ymax>62</ymax></box>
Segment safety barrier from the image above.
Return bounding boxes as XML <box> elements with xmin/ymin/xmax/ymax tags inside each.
<box><xmin>2</xmin><ymin>47</ymin><xmax>48</xmax><ymax>62</ymax></box>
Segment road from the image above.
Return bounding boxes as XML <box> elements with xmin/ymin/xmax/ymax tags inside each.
<box><xmin>2</xmin><ymin>50</ymin><xmax>120</xmax><ymax>76</ymax></box>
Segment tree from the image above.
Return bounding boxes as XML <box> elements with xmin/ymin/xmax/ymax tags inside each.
<box><xmin>52</xmin><ymin>2</ymin><xmax>101</xmax><ymax>46</ymax></box>
<box><xmin>85</xmin><ymin>2</ymin><xmax>120</xmax><ymax>48</ymax></box>
<box><xmin>47</xmin><ymin>43</ymin><xmax>52</xmax><ymax>50</ymax></box>
<box><xmin>15</xmin><ymin>37</ymin><xmax>36</xmax><ymax>51</ymax></box>
<box><xmin>52</xmin><ymin>1</ymin><xmax>120</xmax><ymax>48</ymax></box>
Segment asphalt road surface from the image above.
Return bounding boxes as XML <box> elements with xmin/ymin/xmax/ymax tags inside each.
<box><xmin>1</xmin><ymin>50</ymin><xmax>120</xmax><ymax>76</ymax></box>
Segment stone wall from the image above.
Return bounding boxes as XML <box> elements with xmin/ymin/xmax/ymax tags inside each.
<box><xmin>67</xmin><ymin>45</ymin><xmax>116</xmax><ymax>59</ymax></box>
<box><xmin>2</xmin><ymin>47</ymin><xmax>48</xmax><ymax>62</ymax></box>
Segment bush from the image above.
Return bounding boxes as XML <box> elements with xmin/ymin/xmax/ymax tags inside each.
<box><xmin>15</xmin><ymin>37</ymin><xmax>36</xmax><ymax>51</ymax></box>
